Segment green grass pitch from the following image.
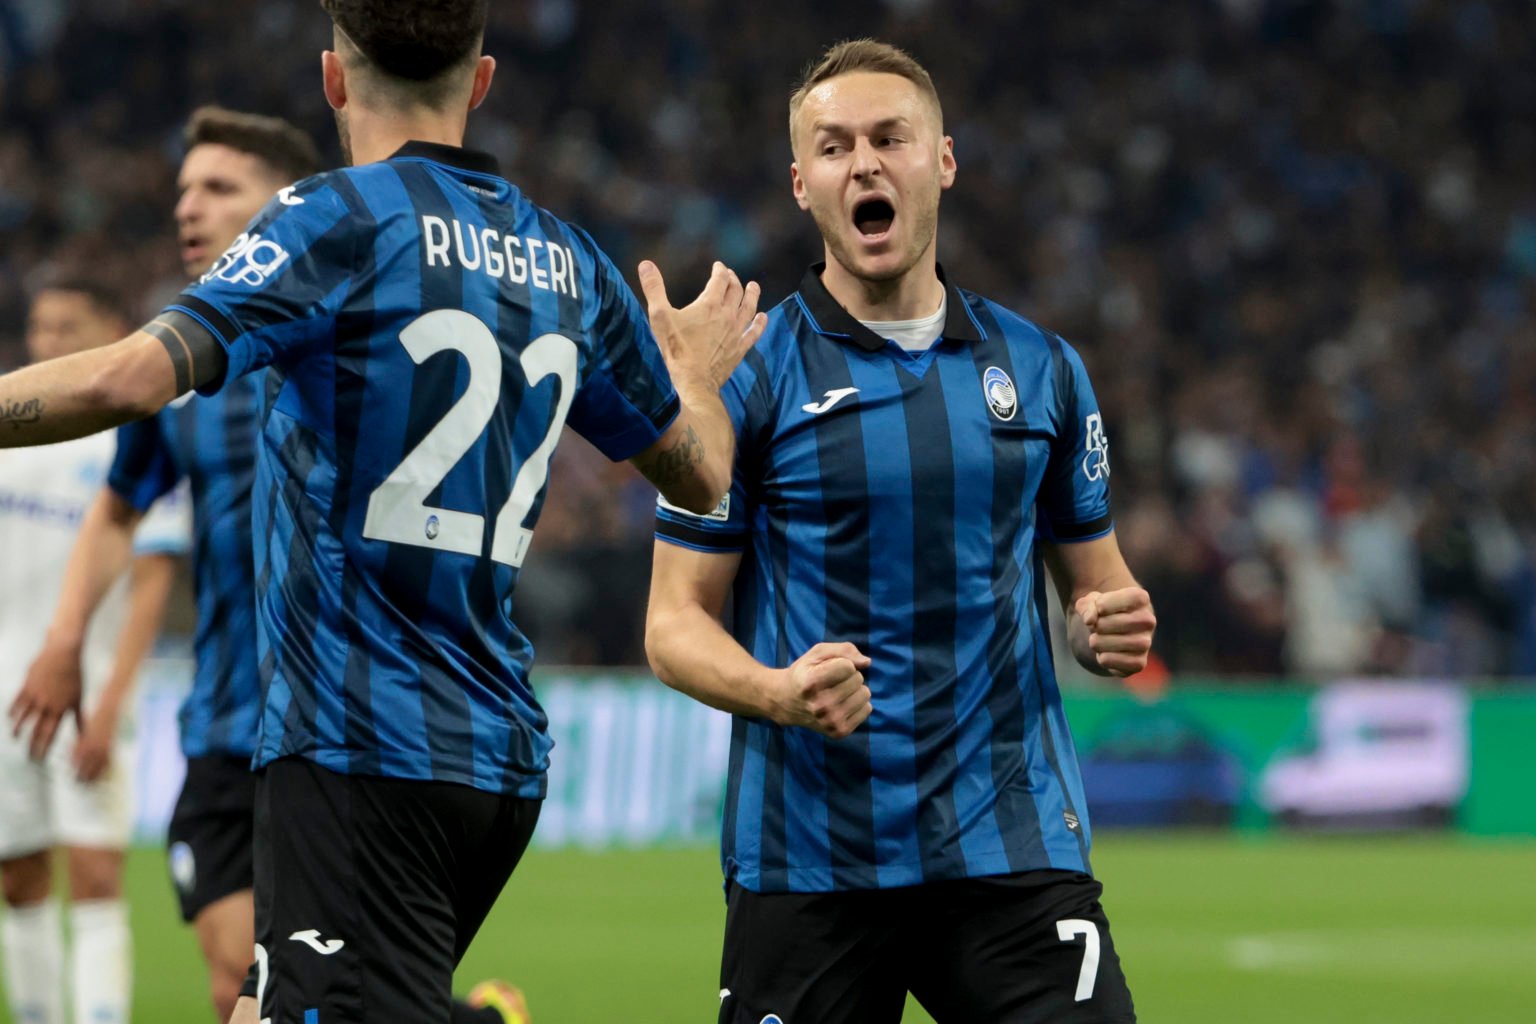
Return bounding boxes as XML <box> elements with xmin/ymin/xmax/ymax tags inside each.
<box><xmin>3</xmin><ymin>834</ymin><xmax>1532</xmax><ymax>1022</ymax></box>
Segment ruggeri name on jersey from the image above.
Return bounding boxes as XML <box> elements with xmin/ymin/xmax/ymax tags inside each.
<box><xmin>420</xmin><ymin>215</ymin><xmax>581</xmax><ymax>298</ymax></box>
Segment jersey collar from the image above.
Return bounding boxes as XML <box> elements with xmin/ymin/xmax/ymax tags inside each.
<box><xmin>795</xmin><ymin>262</ymin><xmax>985</xmax><ymax>351</ymax></box>
<box><xmin>390</xmin><ymin>141</ymin><xmax>501</xmax><ymax>177</ymax></box>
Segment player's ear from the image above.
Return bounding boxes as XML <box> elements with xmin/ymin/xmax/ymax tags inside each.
<box><xmin>322</xmin><ymin>50</ymin><xmax>348</xmax><ymax>111</ymax></box>
<box><xmin>939</xmin><ymin>135</ymin><xmax>956</xmax><ymax>190</ymax></box>
<box><xmin>468</xmin><ymin>55</ymin><xmax>496</xmax><ymax>111</ymax></box>
<box><xmin>791</xmin><ymin>162</ymin><xmax>811</xmax><ymax>212</ymax></box>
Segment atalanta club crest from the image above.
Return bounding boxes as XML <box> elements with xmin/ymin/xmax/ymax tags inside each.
<box><xmin>983</xmin><ymin>366</ymin><xmax>1017</xmax><ymax>421</ymax></box>
<box><xmin>170</xmin><ymin>841</ymin><xmax>197</xmax><ymax>894</ymax></box>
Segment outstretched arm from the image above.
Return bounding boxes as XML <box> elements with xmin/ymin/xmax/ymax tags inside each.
<box><xmin>1042</xmin><ymin>531</ymin><xmax>1156</xmax><ymax>677</ymax></box>
<box><xmin>645</xmin><ymin>541</ymin><xmax>873</xmax><ymax>739</ymax></box>
<box><xmin>629</xmin><ymin>261</ymin><xmax>767</xmax><ymax>513</ymax></box>
<box><xmin>0</xmin><ymin>311</ymin><xmax>225</xmax><ymax>448</ymax></box>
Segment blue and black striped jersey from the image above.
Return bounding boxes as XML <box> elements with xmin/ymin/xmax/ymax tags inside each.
<box><xmin>165</xmin><ymin>142</ymin><xmax>679</xmax><ymax>797</ymax></box>
<box><xmin>108</xmin><ymin>376</ymin><xmax>264</xmax><ymax>759</ymax></box>
<box><xmin>656</xmin><ymin>265</ymin><xmax>1113</xmax><ymax>892</ymax></box>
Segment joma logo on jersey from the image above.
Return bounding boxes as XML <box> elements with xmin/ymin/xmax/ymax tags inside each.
<box><xmin>201</xmin><ymin>232</ymin><xmax>292</xmax><ymax>288</ymax></box>
<box><xmin>1082</xmin><ymin>413</ymin><xmax>1110</xmax><ymax>481</ymax></box>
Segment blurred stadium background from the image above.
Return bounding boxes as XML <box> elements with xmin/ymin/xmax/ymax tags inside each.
<box><xmin>2</xmin><ymin>0</ymin><xmax>1534</xmax><ymax>1021</ymax></box>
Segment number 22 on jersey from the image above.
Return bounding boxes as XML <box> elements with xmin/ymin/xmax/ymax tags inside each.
<box><xmin>362</xmin><ymin>308</ymin><xmax>576</xmax><ymax>568</ymax></box>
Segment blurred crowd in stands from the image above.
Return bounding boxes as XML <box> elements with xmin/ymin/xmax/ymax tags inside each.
<box><xmin>3</xmin><ymin>0</ymin><xmax>1533</xmax><ymax>678</ymax></box>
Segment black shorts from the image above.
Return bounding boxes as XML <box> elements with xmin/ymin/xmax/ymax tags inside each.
<box><xmin>166</xmin><ymin>754</ymin><xmax>258</xmax><ymax>923</ymax></box>
<box><xmin>245</xmin><ymin>756</ymin><xmax>540</xmax><ymax>1024</ymax></box>
<box><xmin>719</xmin><ymin>869</ymin><xmax>1135</xmax><ymax>1024</ymax></box>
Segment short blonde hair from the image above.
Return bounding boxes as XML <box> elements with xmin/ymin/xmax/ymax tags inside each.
<box><xmin>789</xmin><ymin>38</ymin><xmax>943</xmax><ymax>138</ymax></box>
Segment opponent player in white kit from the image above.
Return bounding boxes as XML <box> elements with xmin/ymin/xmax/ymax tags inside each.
<box><xmin>0</xmin><ymin>280</ymin><xmax>188</xmax><ymax>1024</ymax></box>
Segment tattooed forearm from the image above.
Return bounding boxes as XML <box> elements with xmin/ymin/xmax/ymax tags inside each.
<box><xmin>642</xmin><ymin>424</ymin><xmax>705</xmax><ymax>486</ymax></box>
<box><xmin>1</xmin><ymin>397</ymin><xmax>44</xmax><ymax>430</ymax></box>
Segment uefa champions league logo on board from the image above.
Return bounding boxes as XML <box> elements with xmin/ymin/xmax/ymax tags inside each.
<box><xmin>983</xmin><ymin>366</ymin><xmax>1017</xmax><ymax>421</ymax></box>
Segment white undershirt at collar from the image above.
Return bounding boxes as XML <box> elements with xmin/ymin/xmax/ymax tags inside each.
<box><xmin>858</xmin><ymin>296</ymin><xmax>947</xmax><ymax>352</ymax></box>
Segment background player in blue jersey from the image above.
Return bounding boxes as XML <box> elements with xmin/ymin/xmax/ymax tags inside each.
<box><xmin>0</xmin><ymin>1</ymin><xmax>764</xmax><ymax>1021</ymax></box>
<box><xmin>648</xmin><ymin>39</ymin><xmax>1157</xmax><ymax>1023</ymax></box>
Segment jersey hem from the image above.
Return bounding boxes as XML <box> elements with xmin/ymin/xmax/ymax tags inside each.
<box><xmin>252</xmin><ymin>748</ymin><xmax>549</xmax><ymax>800</ymax></box>
<box><xmin>726</xmin><ymin>846</ymin><xmax>1093</xmax><ymax>893</ymax></box>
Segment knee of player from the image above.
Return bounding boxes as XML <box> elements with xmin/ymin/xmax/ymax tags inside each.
<box><xmin>64</xmin><ymin>850</ymin><xmax>124</xmax><ymax>902</ymax></box>
<box><xmin>209</xmin><ymin>970</ymin><xmax>244</xmax><ymax>1020</ymax></box>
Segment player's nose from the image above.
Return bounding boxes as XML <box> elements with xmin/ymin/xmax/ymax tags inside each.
<box><xmin>850</xmin><ymin>138</ymin><xmax>881</xmax><ymax>179</ymax></box>
<box><xmin>174</xmin><ymin>192</ymin><xmax>201</xmax><ymax>225</ymax></box>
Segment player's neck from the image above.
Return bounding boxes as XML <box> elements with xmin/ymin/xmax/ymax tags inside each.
<box><xmin>344</xmin><ymin>106</ymin><xmax>470</xmax><ymax>167</ymax></box>
<box><xmin>820</xmin><ymin>249</ymin><xmax>945</xmax><ymax>323</ymax></box>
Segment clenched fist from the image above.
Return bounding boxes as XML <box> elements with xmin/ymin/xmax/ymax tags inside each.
<box><xmin>771</xmin><ymin>642</ymin><xmax>873</xmax><ymax>740</ymax></box>
<box><xmin>1075</xmin><ymin>587</ymin><xmax>1156</xmax><ymax>677</ymax></box>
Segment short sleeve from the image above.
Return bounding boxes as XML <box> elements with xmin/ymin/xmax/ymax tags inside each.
<box><xmin>107</xmin><ymin>414</ymin><xmax>181</xmax><ymax>512</ymax></box>
<box><xmin>563</xmin><ymin>234</ymin><xmax>679</xmax><ymax>461</ymax></box>
<box><xmin>1038</xmin><ymin>338</ymin><xmax>1113</xmax><ymax>542</ymax></box>
<box><xmin>165</xmin><ymin>176</ymin><xmax>360</xmax><ymax>394</ymax></box>
<box><xmin>654</xmin><ymin>349</ymin><xmax>773</xmax><ymax>553</ymax></box>
<box><xmin>133</xmin><ymin>481</ymin><xmax>192</xmax><ymax>557</ymax></box>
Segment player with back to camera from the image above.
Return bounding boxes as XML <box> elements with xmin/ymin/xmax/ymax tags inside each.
<box><xmin>10</xmin><ymin>106</ymin><xmax>317</xmax><ymax>1024</ymax></box>
<box><xmin>648</xmin><ymin>38</ymin><xmax>1155</xmax><ymax>1023</ymax></box>
<box><xmin>0</xmin><ymin>0</ymin><xmax>766</xmax><ymax>1021</ymax></box>
<box><xmin>1</xmin><ymin>279</ymin><xmax>188</xmax><ymax>1024</ymax></box>
<box><xmin>10</xmin><ymin>104</ymin><xmax>527</xmax><ymax>1024</ymax></box>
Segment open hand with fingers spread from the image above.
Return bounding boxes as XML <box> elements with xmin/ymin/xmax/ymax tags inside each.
<box><xmin>771</xmin><ymin>642</ymin><xmax>874</xmax><ymax>740</ymax></box>
<box><xmin>1075</xmin><ymin>587</ymin><xmax>1157</xmax><ymax>677</ymax></box>
<box><xmin>637</xmin><ymin>260</ymin><xmax>768</xmax><ymax>395</ymax></box>
<box><xmin>8</xmin><ymin>636</ymin><xmax>84</xmax><ymax>761</ymax></box>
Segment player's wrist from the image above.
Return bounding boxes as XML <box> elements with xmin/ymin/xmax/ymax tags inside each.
<box><xmin>42</xmin><ymin>625</ymin><xmax>86</xmax><ymax>655</ymax></box>
<box><xmin>671</xmin><ymin>368</ymin><xmax>724</xmax><ymax>406</ymax></box>
<box><xmin>759</xmin><ymin>666</ymin><xmax>798</xmax><ymax>726</ymax></box>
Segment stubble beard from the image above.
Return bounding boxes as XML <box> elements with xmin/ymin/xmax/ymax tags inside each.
<box><xmin>811</xmin><ymin>188</ymin><xmax>940</xmax><ymax>286</ymax></box>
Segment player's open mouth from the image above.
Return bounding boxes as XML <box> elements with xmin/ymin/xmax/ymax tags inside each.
<box><xmin>853</xmin><ymin>198</ymin><xmax>895</xmax><ymax>239</ymax></box>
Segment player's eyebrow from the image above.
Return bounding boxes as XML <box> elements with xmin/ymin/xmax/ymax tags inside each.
<box><xmin>812</xmin><ymin>116</ymin><xmax>912</xmax><ymax>137</ymax></box>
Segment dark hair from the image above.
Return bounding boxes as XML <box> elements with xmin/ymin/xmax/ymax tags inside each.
<box><xmin>321</xmin><ymin>0</ymin><xmax>487</xmax><ymax>87</ymax></box>
<box><xmin>33</xmin><ymin>276</ymin><xmax>131</xmax><ymax>325</ymax></box>
<box><xmin>790</xmin><ymin>38</ymin><xmax>943</xmax><ymax>133</ymax></box>
<box><xmin>184</xmin><ymin>106</ymin><xmax>322</xmax><ymax>183</ymax></box>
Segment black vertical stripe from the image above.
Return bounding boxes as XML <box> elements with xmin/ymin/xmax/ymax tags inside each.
<box><xmin>274</xmin><ymin>421</ymin><xmax>326</xmax><ymax>751</ymax></box>
<box><xmin>966</xmin><ymin>301</ymin><xmax>1047</xmax><ymax>869</ymax></box>
<box><xmin>389</xmin><ymin>162</ymin><xmax>478</xmax><ymax>778</ymax></box>
<box><xmin>798</xmin><ymin>326</ymin><xmax>878</xmax><ymax>890</ymax></box>
<box><xmin>204</xmin><ymin>384</ymin><xmax>252</xmax><ymax>755</ymax></box>
<box><xmin>317</xmin><ymin>173</ymin><xmax>386</xmax><ymax>776</ymax></box>
<box><xmin>755</xmin><ymin>492</ymin><xmax>793</xmax><ymax>891</ymax></box>
<box><xmin>488</xmin><ymin>202</ymin><xmax>568</xmax><ymax>792</ymax></box>
<box><xmin>720</xmin><ymin>715</ymin><xmax>748</xmax><ymax>877</ymax></box>
<box><xmin>896</xmin><ymin>362</ymin><xmax>966</xmax><ymax>883</ymax></box>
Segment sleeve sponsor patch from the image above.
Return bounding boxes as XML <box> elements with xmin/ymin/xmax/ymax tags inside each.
<box><xmin>656</xmin><ymin>492</ymin><xmax>730</xmax><ymax>522</ymax></box>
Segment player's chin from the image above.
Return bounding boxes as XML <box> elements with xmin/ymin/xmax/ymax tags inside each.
<box><xmin>842</xmin><ymin>244</ymin><xmax>909</xmax><ymax>282</ymax></box>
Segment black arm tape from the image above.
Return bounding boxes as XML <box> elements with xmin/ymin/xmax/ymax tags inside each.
<box><xmin>143</xmin><ymin>310</ymin><xmax>228</xmax><ymax>394</ymax></box>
